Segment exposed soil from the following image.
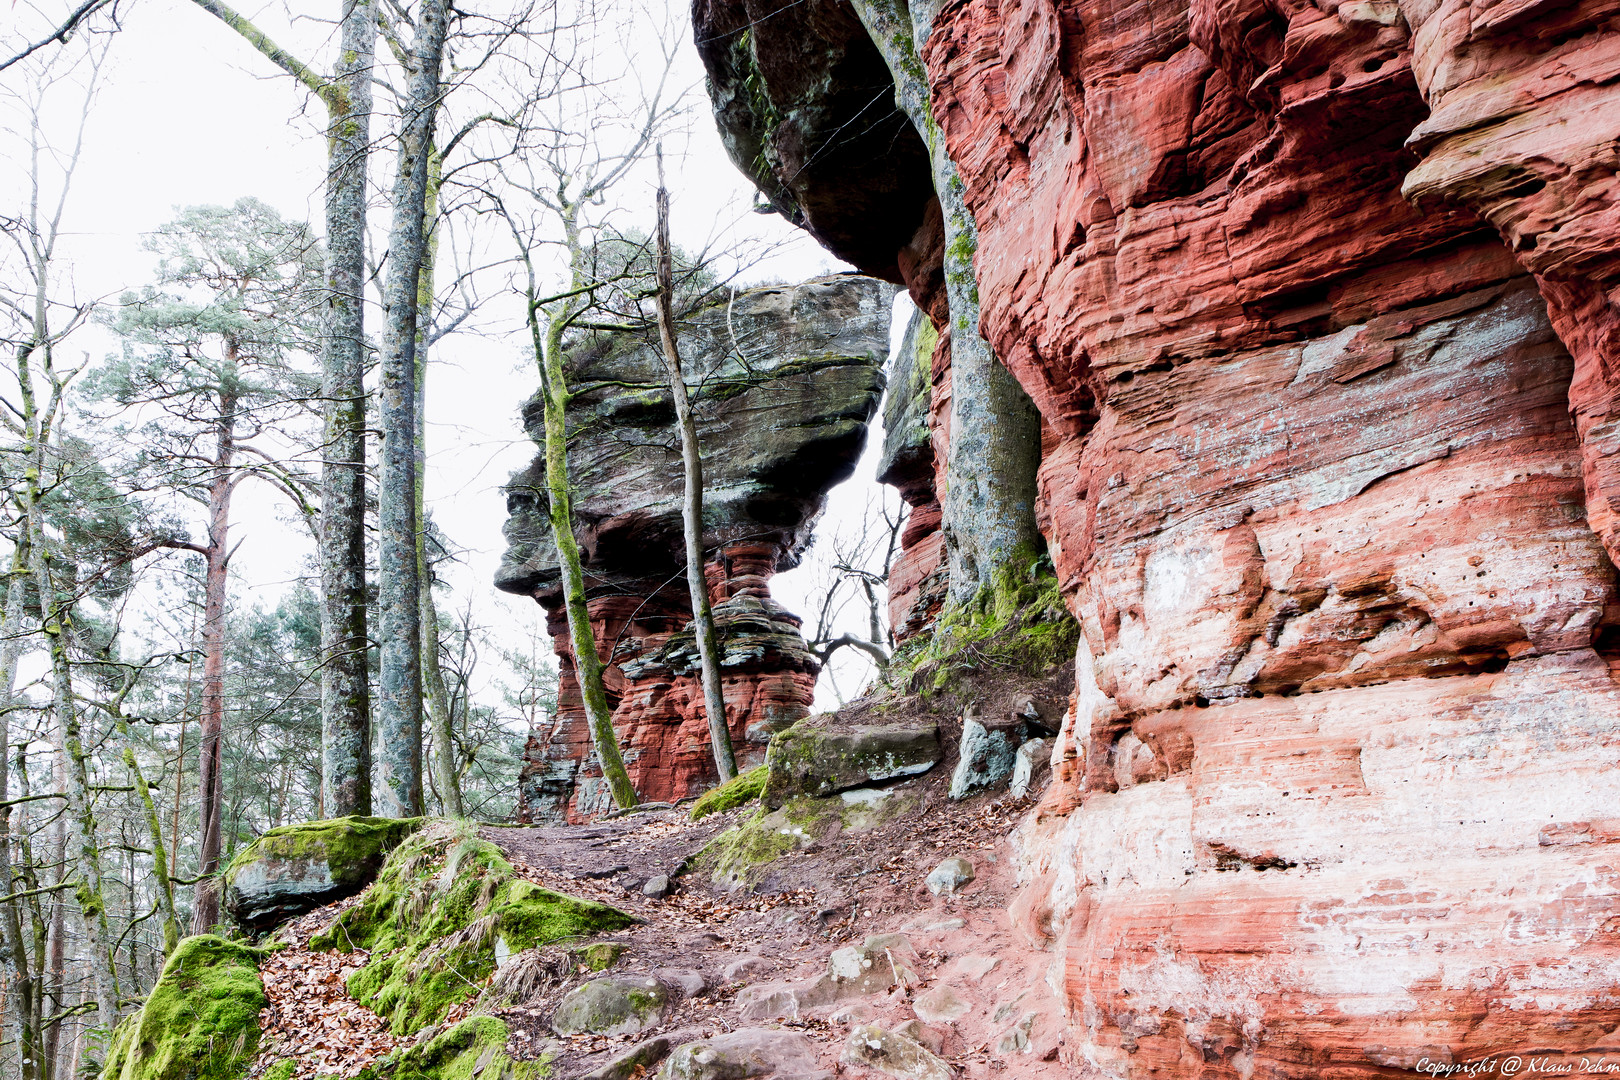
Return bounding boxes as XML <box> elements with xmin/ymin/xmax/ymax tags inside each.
<box><xmin>246</xmin><ymin>666</ymin><xmax>1074</xmax><ymax>1080</ymax></box>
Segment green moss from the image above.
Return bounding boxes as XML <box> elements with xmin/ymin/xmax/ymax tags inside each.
<box><xmin>886</xmin><ymin>546</ymin><xmax>1078</xmax><ymax>696</ymax></box>
<box><xmin>690</xmin><ymin>764</ymin><xmax>768</xmax><ymax>820</ymax></box>
<box><xmin>100</xmin><ymin>935</ymin><xmax>267</xmax><ymax>1080</ymax></box>
<box><xmin>224</xmin><ymin>815</ymin><xmax>422</xmax><ymax>894</ymax></box>
<box><xmin>358</xmin><ymin>1016</ymin><xmax>551</xmax><ymax>1080</ymax></box>
<box><xmin>572</xmin><ymin>941</ymin><xmax>626</xmax><ymax>972</ymax></box>
<box><xmin>310</xmin><ymin>821</ymin><xmax>633</xmax><ymax>1037</ymax></box>
<box><xmin>262</xmin><ymin>1061</ymin><xmax>295</xmax><ymax>1080</ymax></box>
<box><xmin>689</xmin><ymin>796</ymin><xmax>844</xmax><ymax>890</ymax></box>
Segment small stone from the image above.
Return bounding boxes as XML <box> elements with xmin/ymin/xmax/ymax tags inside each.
<box><xmin>1010</xmin><ymin>738</ymin><xmax>1052</xmax><ymax>799</ymax></box>
<box><xmin>840</xmin><ymin>1024</ymin><xmax>953</xmax><ymax>1080</ymax></box>
<box><xmin>660</xmin><ymin>1027</ymin><xmax>832</xmax><ymax>1079</ymax></box>
<box><xmin>551</xmin><ymin>977</ymin><xmax>669</xmax><ymax>1036</ymax></box>
<box><xmin>926</xmin><ymin>857</ymin><xmax>975</xmax><ymax>895</ymax></box>
<box><xmin>581</xmin><ymin>1035</ymin><xmax>672</xmax><ymax>1080</ymax></box>
<box><xmin>913</xmin><ymin>983</ymin><xmax>971</xmax><ymax>1024</ymax></box>
<box><xmin>656</xmin><ymin>969</ymin><xmax>708</xmax><ymax>997</ymax></box>
<box><xmin>893</xmin><ymin>1020</ymin><xmax>946</xmax><ymax>1054</ymax></box>
<box><xmin>643</xmin><ymin>874</ymin><xmax>671</xmax><ymax>897</ymax></box>
<box><xmin>954</xmin><ymin>954</ymin><xmax>1001</xmax><ymax>983</ymax></box>
<box><xmin>724</xmin><ymin>955</ymin><xmax>772</xmax><ymax>980</ymax></box>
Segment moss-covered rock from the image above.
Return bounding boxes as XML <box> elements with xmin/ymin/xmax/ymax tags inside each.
<box><xmin>312</xmin><ymin>822</ymin><xmax>634</xmax><ymax>1037</ymax></box>
<box><xmin>689</xmin><ymin>764</ymin><xmax>767</xmax><ymax>821</ymax></box>
<box><xmin>572</xmin><ymin>941</ymin><xmax>626</xmax><ymax>972</ymax></box>
<box><xmin>689</xmin><ymin>788</ymin><xmax>913</xmax><ymax>891</ymax></box>
<box><xmin>224</xmin><ymin>815</ymin><xmax>422</xmax><ymax>933</ymax></box>
<box><xmin>358</xmin><ymin>1015</ymin><xmax>551</xmax><ymax>1080</ymax></box>
<box><xmin>549</xmin><ymin>976</ymin><xmax>669</xmax><ymax>1035</ymax></box>
<box><xmin>761</xmin><ymin>720</ymin><xmax>939</xmax><ymax>808</ymax></box>
<box><xmin>100</xmin><ymin>935</ymin><xmax>267</xmax><ymax>1080</ymax></box>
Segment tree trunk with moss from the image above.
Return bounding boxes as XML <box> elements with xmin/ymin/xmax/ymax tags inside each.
<box><xmin>413</xmin><ymin>146</ymin><xmax>464</xmax><ymax>819</ymax></box>
<box><xmin>654</xmin><ymin>166</ymin><xmax>737</xmax><ymax>782</ymax></box>
<box><xmin>846</xmin><ymin>0</ymin><xmax>1043</xmax><ymax>607</ymax></box>
<box><xmin>377</xmin><ymin>0</ymin><xmax>448</xmax><ymax>818</ymax></box>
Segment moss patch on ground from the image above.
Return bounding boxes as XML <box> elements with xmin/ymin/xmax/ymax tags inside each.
<box><xmin>689</xmin><ymin>788</ymin><xmax>912</xmax><ymax>890</ymax></box>
<box><xmin>357</xmin><ymin>1015</ymin><xmax>551</xmax><ymax>1080</ymax></box>
<box><xmin>100</xmin><ymin>935</ymin><xmax>268</xmax><ymax>1080</ymax></box>
<box><xmin>310</xmin><ymin>821</ymin><xmax>634</xmax><ymax>1037</ymax></box>
<box><xmin>689</xmin><ymin>765</ymin><xmax>767</xmax><ymax>821</ymax></box>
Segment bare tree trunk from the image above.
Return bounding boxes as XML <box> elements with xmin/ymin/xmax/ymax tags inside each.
<box><xmin>191</xmin><ymin>380</ymin><xmax>236</xmax><ymax>934</ymax></box>
<box><xmin>846</xmin><ymin>0</ymin><xmax>1043</xmax><ymax>606</ymax></box>
<box><xmin>376</xmin><ymin>0</ymin><xmax>448</xmax><ymax>818</ymax></box>
<box><xmin>0</xmin><ymin>541</ymin><xmax>46</xmax><ymax>1080</ymax></box>
<box><xmin>413</xmin><ymin>147</ymin><xmax>463</xmax><ymax>819</ymax></box>
<box><xmin>320</xmin><ymin>0</ymin><xmax>377</xmax><ymax>819</ymax></box>
<box><xmin>653</xmin><ymin>160</ymin><xmax>736</xmax><ymax>782</ymax></box>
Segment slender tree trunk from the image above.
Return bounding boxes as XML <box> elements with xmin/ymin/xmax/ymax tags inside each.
<box><xmin>846</xmin><ymin>0</ymin><xmax>1043</xmax><ymax>606</ymax></box>
<box><xmin>15</xmin><ymin>334</ymin><xmax>118</xmax><ymax>1036</ymax></box>
<box><xmin>0</xmin><ymin>541</ymin><xmax>46</xmax><ymax>1080</ymax></box>
<box><xmin>653</xmin><ymin>165</ymin><xmax>736</xmax><ymax>782</ymax></box>
<box><xmin>320</xmin><ymin>0</ymin><xmax>377</xmax><ymax>819</ymax></box>
<box><xmin>190</xmin><ymin>380</ymin><xmax>236</xmax><ymax>933</ymax></box>
<box><xmin>517</xmin><ymin>247</ymin><xmax>637</xmax><ymax>809</ymax></box>
<box><xmin>413</xmin><ymin>147</ymin><xmax>463</xmax><ymax>819</ymax></box>
<box><xmin>376</xmin><ymin>0</ymin><xmax>448</xmax><ymax>818</ymax></box>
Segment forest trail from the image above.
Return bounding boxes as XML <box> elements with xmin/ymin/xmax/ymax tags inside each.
<box><xmin>246</xmin><ymin>776</ymin><xmax>1068</xmax><ymax>1079</ymax></box>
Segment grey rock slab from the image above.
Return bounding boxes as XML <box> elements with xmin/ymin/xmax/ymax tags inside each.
<box><xmin>656</xmin><ymin>969</ymin><xmax>709</xmax><ymax>998</ymax></box>
<box><xmin>949</xmin><ymin>712</ymin><xmax>1022</xmax><ymax>799</ymax></box>
<box><xmin>840</xmin><ymin>1024</ymin><xmax>954</xmax><ymax>1080</ymax></box>
<box><xmin>952</xmin><ymin>954</ymin><xmax>1001</xmax><ymax>983</ymax></box>
<box><xmin>763</xmin><ymin>720</ymin><xmax>941</xmax><ymax>807</ymax></box>
<box><xmin>581</xmin><ymin>1036</ymin><xmax>673</xmax><ymax>1080</ymax></box>
<box><xmin>223</xmin><ymin>816</ymin><xmax>419</xmax><ymax>933</ymax></box>
<box><xmin>724</xmin><ymin>955</ymin><xmax>773</xmax><ymax>981</ymax></box>
<box><xmin>926</xmin><ymin>857</ymin><xmax>975</xmax><ymax>896</ymax></box>
<box><xmin>912</xmin><ymin>983</ymin><xmax>971</xmax><ymax>1024</ymax></box>
<box><xmin>551</xmin><ymin>976</ymin><xmax>669</xmax><ymax>1036</ymax></box>
<box><xmin>659</xmin><ymin>1027</ymin><xmax>833</xmax><ymax>1079</ymax></box>
<box><xmin>1010</xmin><ymin>737</ymin><xmax>1052</xmax><ymax>799</ymax></box>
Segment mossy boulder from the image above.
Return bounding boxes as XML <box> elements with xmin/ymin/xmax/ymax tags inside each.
<box><xmin>100</xmin><ymin>935</ymin><xmax>267</xmax><ymax>1080</ymax></box>
<box><xmin>312</xmin><ymin>822</ymin><xmax>635</xmax><ymax>1037</ymax></box>
<box><xmin>761</xmin><ymin>720</ymin><xmax>939</xmax><ymax>808</ymax></box>
<box><xmin>689</xmin><ymin>764</ymin><xmax>767</xmax><ymax>820</ymax></box>
<box><xmin>550</xmin><ymin>976</ymin><xmax>669</xmax><ymax>1036</ymax></box>
<box><xmin>357</xmin><ymin>1015</ymin><xmax>552</xmax><ymax>1080</ymax></box>
<box><xmin>224</xmin><ymin>815</ymin><xmax>422</xmax><ymax>933</ymax></box>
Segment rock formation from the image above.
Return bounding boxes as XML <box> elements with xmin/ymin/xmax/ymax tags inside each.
<box><xmin>496</xmin><ymin>276</ymin><xmax>892</xmax><ymax>823</ymax></box>
<box><xmin>696</xmin><ymin>0</ymin><xmax>1620</xmax><ymax>1074</ymax></box>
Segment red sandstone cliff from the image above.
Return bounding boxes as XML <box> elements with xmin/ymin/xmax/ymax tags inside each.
<box><xmin>496</xmin><ymin>277</ymin><xmax>893</xmax><ymax>822</ymax></box>
<box><xmin>696</xmin><ymin>0</ymin><xmax>1620</xmax><ymax>1072</ymax></box>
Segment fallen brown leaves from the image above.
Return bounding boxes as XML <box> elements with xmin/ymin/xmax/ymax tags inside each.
<box><xmin>247</xmin><ymin>903</ymin><xmax>397</xmax><ymax>1080</ymax></box>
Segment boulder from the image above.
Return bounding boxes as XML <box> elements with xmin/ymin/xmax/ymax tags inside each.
<box><xmin>583</xmin><ymin>1036</ymin><xmax>674</xmax><ymax>1080</ymax></box>
<box><xmin>551</xmin><ymin>976</ymin><xmax>669</xmax><ymax>1036</ymax></box>
<box><xmin>737</xmin><ymin>935</ymin><xmax>922</xmax><ymax>1019</ymax></box>
<box><xmin>1009</xmin><ymin>737</ymin><xmax>1052</xmax><ymax>799</ymax></box>
<box><xmin>762</xmin><ymin>721</ymin><xmax>940</xmax><ymax>807</ymax></box>
<box><xmin>101</xmin><ymin>935</ymin><xmax>266</xmax><ymax>1080</ymax></box>
<box><xmin>925</xmin><ymin>858</ymin><xmax>975</xmax><ymax>896</ymax></box>
<box><xmin>912</xmin><ymin>983</ymin><xmax>971</xmax><ymax>1024</ymax></box>
<box><xmin>659</xmin><ymin>1027</ymin><xmax>833</xmax><ymax>1079</ymax></box>
<box><xmin>947</xmin><ymin>709</ymin><xmax>1022</xmax><ymax>799</ymax></box>
<box><xmin>223</xmin><ymin>816</ymin><xmax>420</xmax><ymax>932</ymax></box>
<box><xmin>840</xmin><ymin>1025</ymin><xmax>953</xmax><ymax>1080</ymax></box>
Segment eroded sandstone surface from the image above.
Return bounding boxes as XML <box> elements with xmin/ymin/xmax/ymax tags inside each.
<box><xmin>695</xmin><ymin>0</ymin><xmax>1620</xmax><ymax>1073</ymax></box>
<box><xmin>496</xmin><ymin>276</ymin><xmax>893</xmax><ymax>822</ymax></box>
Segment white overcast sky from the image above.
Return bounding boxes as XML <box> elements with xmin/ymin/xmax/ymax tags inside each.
<box><xmin>3</xmin><ymin>0</ymin><xmax>908</xmax><ymax>708</ymax></box>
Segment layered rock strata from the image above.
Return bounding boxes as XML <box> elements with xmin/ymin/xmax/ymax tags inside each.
<box><xmin>496</xmin><ymin>276</ymin><xmax>892</xmax><ymax>822</ymax></box>
<box><xmin>696</xmin><ymin>0</ymin><xmax>1620</xmax><ymax>1074</ymax></box>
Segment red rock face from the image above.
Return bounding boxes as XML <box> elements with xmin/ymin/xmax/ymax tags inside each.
<box><xmin>520</xmin><ymin>544</ymin><xmax>820</xmax><ymax>822</ymax></box>
<box><xmin>910</xmin><ymin>0</ymin><xmax>1620</xmax><ymax>1071</ymax></box>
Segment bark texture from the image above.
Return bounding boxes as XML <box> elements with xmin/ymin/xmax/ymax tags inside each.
<box><xmin>319</xmin><ymin>0</ymin><xmax>377</xmax><ymax>819</ymax></box>
<box><xmin>376</xmin><ymin>0</ymin><xmax>448</xmax><ymax>818</ymax></box>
